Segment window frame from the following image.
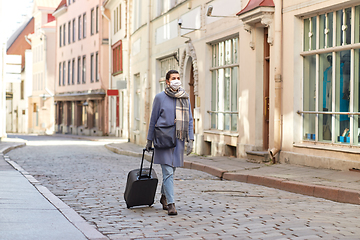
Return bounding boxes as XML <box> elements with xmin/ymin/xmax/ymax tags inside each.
<box><xmin>301</xmin><ymin>5</ymin><xmax>360</xmax><ymax>146</ymax></box>
<box><xmin>209</xmin><ymin>37</ymin><xmax>239</xmax><ymax>132</ymax></box>
<box><xmin>82</xmin><ymin>55</ymin><xmax>86</xmax><ymax>84</ymax></box>
<box><xmin>112</xmin><ymin>40</ymin><xmax>123</xmax><ymax>75</ymax></box>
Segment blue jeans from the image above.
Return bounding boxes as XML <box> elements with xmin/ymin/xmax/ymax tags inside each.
<box><xmin>161</xmin><ymin>164</ymin><xmax>176</xmax><ymax>204</ymax></box>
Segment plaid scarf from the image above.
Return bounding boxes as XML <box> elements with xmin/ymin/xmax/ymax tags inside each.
<box><xmin>164</xmin><ymin>86</ymin><xmax>190</xmax><ymax>141</ymax></box>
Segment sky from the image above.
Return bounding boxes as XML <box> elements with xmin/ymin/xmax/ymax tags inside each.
<box><xmin>1</xmin><ymin>0</ymin><xmax>34</xmax><ymax>42</ymax></box>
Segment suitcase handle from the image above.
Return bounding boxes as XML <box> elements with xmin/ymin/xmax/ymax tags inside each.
<box><xmin>139</xmin><ymin>148</ymin><xmax>155</xmax><ymax>179</ymax></box>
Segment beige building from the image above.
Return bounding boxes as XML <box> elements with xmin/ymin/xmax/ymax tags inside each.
<box><xmin>53</xmin><ymin>0</ymin><xmax>110</xmax><ymax>136</ymax></box>
<box><xmin>103</xmin><ymin>0</ymin><xmax>129</xmax><ymax>138</ymax></box>
<box><xmin>101</xmin><ymin>0</ymin><xmax>360</xmax><ymax>171</ymax></box>
<box><xmin>27</xmin><ymin>0</ymin><xmax>58</xmax><ymax>134</ymax></box>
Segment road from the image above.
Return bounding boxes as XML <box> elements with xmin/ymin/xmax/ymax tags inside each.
<box><xmin>6</xmin><ymin>135</ymin><xmax>360</xmax><ymax>239</ymax></box>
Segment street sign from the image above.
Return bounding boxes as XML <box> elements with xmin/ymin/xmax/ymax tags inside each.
<box><xmin>107</xmin><ymin>89</ymin><xmax>119</xmax><ymax>96</ymax></box>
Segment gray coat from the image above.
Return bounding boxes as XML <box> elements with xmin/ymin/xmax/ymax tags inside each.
<box><xmin>147</xmin><ymin>91</ymin><xmax>194</xmax><ymax>167</ymax></box>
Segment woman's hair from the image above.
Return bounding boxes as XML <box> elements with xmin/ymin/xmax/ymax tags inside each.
<box><xmin>166</xmin><ymin>70</ymin><xmax>179</xmax><ymax>80</ymax></box>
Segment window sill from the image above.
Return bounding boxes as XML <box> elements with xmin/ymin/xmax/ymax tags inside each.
<box><xmin>112</xmin><ymin>71</ymin><xmax>123</xmax><ymax>76</ymax></box>
<box><xmin>204</xmin><ymin>130</ymin><xmax>239</xmax><ymax>137</ymax></box>
<box><xmin>294</xmin><ymin>141</ymin><xmax>360</xmax><ymax>154</ymax></box>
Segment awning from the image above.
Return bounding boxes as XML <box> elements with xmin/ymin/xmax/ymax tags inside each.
<box><xmin>237</xmin><ymin>0</ymin><xmax>274</xmax><ymax>16</ymax></box>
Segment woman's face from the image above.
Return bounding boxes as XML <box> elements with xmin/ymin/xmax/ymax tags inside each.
<box><xmin>167</xmin><ymin>73</ymin><xmax>180</xmax><ymax>85</ymax></box>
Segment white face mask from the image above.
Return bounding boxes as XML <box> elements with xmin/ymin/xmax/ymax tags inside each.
<box><xmin>169</xmin><ymin>79</ymin><xmax>181</xmax><ymax>90</ymax></box>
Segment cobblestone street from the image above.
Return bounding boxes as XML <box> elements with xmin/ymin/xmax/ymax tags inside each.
<box><xmin>6</xmin><ymin>135</ymin><xmax>360</xmax><ymax>239</ymax></box>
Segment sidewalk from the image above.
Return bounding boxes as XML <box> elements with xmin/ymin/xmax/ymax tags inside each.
<box><xmin>104</xmin><ymin>140</ymin><xmax>360</xmax><ymax>206</ymax></box>
<box><xmin>0</xmin><ymin>138</ymin><xmax>108</xmax><ymax>240</ymax></box>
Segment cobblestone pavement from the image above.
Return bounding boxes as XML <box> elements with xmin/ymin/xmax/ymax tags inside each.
<box><xmin>6</xmin><ymin>135</ymin><xmax>360</xmax><ymax>239</ymax></box>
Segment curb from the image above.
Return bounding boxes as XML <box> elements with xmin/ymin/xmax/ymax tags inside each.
<box><xmin>106</xmin><ymin>144</ymin><xmax>360</xmax><ymax>205</ymax></box>
<box><xmin>2</xmin><ymin>145</ymin><xmax>108</xmax><ymax>240</ymax></box>
<box><xmin>0</xmin><ymin>143</ymin><xmax>26</xmax><ymax>154</ymax></box>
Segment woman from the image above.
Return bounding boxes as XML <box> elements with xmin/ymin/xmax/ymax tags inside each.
<box><xmin>146</xmin><ymin>70</ymin><xmax>194</xmax><ymax>215</ymax></box>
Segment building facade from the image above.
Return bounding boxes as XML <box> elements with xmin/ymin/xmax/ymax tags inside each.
<box><xmin>27</xmin><ymin>0</ymin><xmax>58</xmax><ymax>134</ymax></box>
<box><xmin>103</xmin><ymin>0</ymin><xmax>129</xmax><ymax>138</ymax></box>
<box><xmin>5</xmin><ymin>18</ymin><xmax>34</xmax><ymax>134</ymax></box>
<box><xmin>53</xmin><ymin>0</ymin><xmax>109</xmax><ymax>136</ymax></box>
<box><xmin>280</xmin><ymin>0</ymin><xmax>360</xmax><ymax>170</ymax></box>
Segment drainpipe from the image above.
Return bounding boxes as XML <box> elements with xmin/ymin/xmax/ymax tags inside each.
<box><xmin>40</xmin><ymin>30</ymin><xmax>55</xmax><ymax>134</ymax></box>
<box><xmin>144</xmin><ymin>0</ymin><xmax>151</xmax><ymax>142</ymax></box>
<box><xmin>269</xmin><ymin>0</ymin><xmax>283</xmax><ymax>163</ymax></box>
<box><xmin>101</xmin><ymin>6</ymin><xmax>112</xmax><ymax>134</ymax></box>
<box><xmin>126</xmin><ymin>0</ymin><xmax>131</xmax><ymax>141</ymax></box>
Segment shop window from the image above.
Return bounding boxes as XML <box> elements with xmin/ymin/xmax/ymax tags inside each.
<box><xmin>210</xmin><ymin>37</ymin><xmax>238</xmax><ymax>131</ymax></box>
<box><xmin>301</xmin><ymin>5</ymin><xmax>360</xmax><ymax>145</ymax></box>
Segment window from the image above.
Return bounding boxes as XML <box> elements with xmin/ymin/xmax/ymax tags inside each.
<box><xmin>59</xmin><ymin>25</ymin><xmax>62</xmax><ymax>47</ymax></box>
<box><xmin>63</xmin><ymin>24</ymin><xmax>66</xmax><ymax>46</ymax></box>
<box><xmin>119</xmin><ymin>4</ymin><xmax>121</xmax><ymax>31</ymax></box>
<box><xmin>210</xmin><ymin>37</ymin><xmax>238</xmax><ymax>131</ymax></box>
<box><xmin>158</xmin><ymin>0</ymin><xmax>178</xmax><ymax>15</ymax></box>
<box><xmin>159</xmin><ymin>56</ymin><xmax>178</xmax><ymax>91</ymax></box>
<box><xmin>302</xmin><ymin>5</ymin><xmax>360</xmax><ymax>145</ymax></box>
<box><xmin>95</xmin><ymin>51</ymin><xmax>99</xmax><ymax>81</ymax></box>
<box><xmin>78</xmin><ymin>15</ymin><xmax>82</xmax><ymax>40</ymax></box>
<box><xmin>72</xmin><ymin>58</ymin><xmax>75</xmax><ymax>84</ymax></box>
<box><xmin>68</xmin><ymin>21</ymin><xmax>71</xmax><ymax>44</ymax></box>
<box><xmin>82</xmin><ymin>55</ymin><xmax>86</xmax><ymax>83</ymax></box>
<box><xmin>113</xmin><ymin>5</ymin><xmax>121</xmax><ymax>33</ymax></box>
<box><xmin>96</xmin><ymin>6</ymin><xmax>99</xmax><ymax>33</ymax></box>
<box><xmin>62</xmin><ymin>61</ymin><xmax>66</xmax><ymax>85</ymax></box>
<box><xmin>68</xmin><ymin>60</ymin><xmax>71</xmax><ymax>85</ymax></box>
<box><xmin>21</xmin><ymin>80</ymin><xmax>24</xmax><ymax>99</ymax></box>
<box><xmin>91</xmin><ymin>8</ymin><xmax>94</xmax><ymax>35</ymax></box>
<box><xmin>77</xmin><ymin>57</ymin><xmax>81</xmax><ymax>84</ymax></box>
<box><xmin>83</xmin><ymin>13</ymin><xmax>86</xmax><ymax>38</ymax></box>
<box><xmin>91</xmin><ymin>53</ymin><xmax>94</xmax><ymax>82</ymax></box>
<box><xmin>133</xmin><ymin>0</ymin><xmax>142</xmax><ymax>30</ymax></box>
<box><xmin>59</xmin><ymin>62</ymin><xmax>61</xmax><ymax>86</ymax></box>
<box><xmin>72</xmin><ymin>18</ymin><xmax>76</xmax><ymax>42</ymax></box>
<box><xmin>112</xmin><ymin>40</ymin><xmax>122</xmax><ymax>75</ymax></box>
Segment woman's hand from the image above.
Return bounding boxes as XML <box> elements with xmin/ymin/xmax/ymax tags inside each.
<box><xmin>145</xmin><ymin>140</ymin><xmax>153</xmax><ymax>152</ymax></box>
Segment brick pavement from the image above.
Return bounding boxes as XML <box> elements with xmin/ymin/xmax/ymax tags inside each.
<box><xmin>3</xmin><ymin>134</ymin><xmax>360</xmax><ymax>239</ymax></box>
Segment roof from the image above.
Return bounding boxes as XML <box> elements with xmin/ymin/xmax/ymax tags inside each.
<box><xmin>54</xmin><ymin>0</ymin><xmax>66</xmax><ymax>12</ymax></box>
<box><xmin>6</xmin><ymin>17</ymin><xmax>34</xmax><ymax>52</ymax></box>
<box><xmin>237</xmin><ymin>0</ymin><xmax>275</xmax><ymax>15</ymax></box>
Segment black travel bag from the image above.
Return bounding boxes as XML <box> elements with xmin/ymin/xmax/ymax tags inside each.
<box><xmin>124</xmin><ymin>148</ymin><xmax>158</xmax><ymax>208</ymax></box>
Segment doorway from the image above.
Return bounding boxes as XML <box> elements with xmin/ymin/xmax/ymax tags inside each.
<box><xmin>186</xmin><ymin>57</ymin><xmax>195</xmax><ymax>133</ymax></box>
<box><xmin>263</xmin><ymin>28</ymin><xmax>270</xmax><ymax>150</ymax></box>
